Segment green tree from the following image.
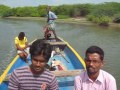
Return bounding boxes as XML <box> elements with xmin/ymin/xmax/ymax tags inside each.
<box><xmin>14</xmin><ymin>7</ymin><xmax>39</xmax><ymax>17</ymax></box>
<box><xmin>37</xmin><ymin>5</ymin><xmax>47</xmax><ymax>17</ymax></box>
<box><xmin>0</xmin><ymin>5</ymin><xmax>11</xmax><ymax>17</ymax></box>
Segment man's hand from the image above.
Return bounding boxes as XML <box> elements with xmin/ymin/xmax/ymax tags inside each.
<box><xmin>41</xmin><ymin>83</ymin><xmax>47</xmax><ymax>90</ymax></box>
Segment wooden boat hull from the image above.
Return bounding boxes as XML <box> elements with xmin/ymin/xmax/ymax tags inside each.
<box><xmin>0</xmin><ymin>37</ymin><xmax>85</xmax><ymax>90</ymax></box>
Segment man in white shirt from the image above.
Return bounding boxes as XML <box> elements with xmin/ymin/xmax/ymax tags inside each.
<box><xmin>45</xmin><ymin>6</ymin><xmax>58</xmax><ymax>40</ymax></box>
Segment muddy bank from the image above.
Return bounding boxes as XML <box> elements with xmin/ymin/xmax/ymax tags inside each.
<box><xmin>5</xmin><ymin>17</ymin><xmax>120</xmax><ymax>28</ymax></box>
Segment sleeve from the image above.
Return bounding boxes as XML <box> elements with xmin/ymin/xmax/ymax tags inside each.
<box><xmin>15</xmin><ymin>37</ymin><xmax>18</xmax><ymax>44</ymax></box>
<box><xmin>51</xmin><ymin>12</ymin><xmax>57</xmax><ymax>19</ymax></box>
<box><xmin>8</xmin><ymin>70</ymin><xmax>19</xmax><ymax>90</ymax></box>
<box><xmin>74</xmin><ymin>76</ymin><xmax>82</xmax><ymax>90</ymax></box>
<box><xmin>106</xmin><ymin>76</ymin><xmax>117</xmax><ymax>90</ymax></box>
<box><xmin>49</xmin><ymin>76</ymin><xmax>59</xmax><ymax>90</ymax></box>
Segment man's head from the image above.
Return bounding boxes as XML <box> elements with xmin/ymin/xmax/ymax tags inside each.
<box><xmin>85</xmin><ymin>46</ymin><xmax>104</xmax><ymax>60</ymax></box>
<box><xmin>46</xmin><ymin>6</ymin><xmax>51</xmax><ymax>12</ymax></box>
<box><xmin>18</xmin><ymin>32</ymin><xmax>25</xmax><ymax>40</ymax></box>
<box><xmin>85</xmin><ymin>46</ymin><xmax>104</xmax><ymax>75</ymax></box>
<box><xmin>30</xmin><ymin>39</ymin><xmax>52</xmax><ymax>74</ymax></box>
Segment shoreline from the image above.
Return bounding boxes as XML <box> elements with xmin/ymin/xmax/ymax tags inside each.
<box><xmin>4</xmin><ymin>16</ymin><xmax>120</xmax><ymax>28</ymax></box>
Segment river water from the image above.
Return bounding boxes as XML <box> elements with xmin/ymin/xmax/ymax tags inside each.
<box><xmin>0</xmin><ymin>18</ymin><xmax>120</xmax><ymax>89</ymax></box>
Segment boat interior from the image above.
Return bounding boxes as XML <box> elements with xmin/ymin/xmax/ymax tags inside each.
<box><xmin>1</xmin><ymin>38</ymin><xmax>85</xmax><ymax>90</ymax></box>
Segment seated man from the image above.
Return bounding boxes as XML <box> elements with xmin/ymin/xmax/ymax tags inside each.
<box><xmin>9</xmin><ymin>39</ymin><xmax>59</xmax><ymax>90</ymax></box>
<box><xmin>14</xmin><ymin>32</ymin><xmax>29</xmax><ymax>63</ymax></box>
<box><xmin>74</xmin><ymin>46</ymin><xmax>117</xmax><ymax>90</ymax></box>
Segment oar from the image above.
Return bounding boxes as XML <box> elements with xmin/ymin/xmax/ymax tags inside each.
<box><xmin>54</xmin><ymin>47</ymin><xmax>69</xmax><ymax>63</ymax></box>
<box><xmin>59</xmin><ymin>52</ymin><xmax>69</xmax><ymax>63</ymax></box>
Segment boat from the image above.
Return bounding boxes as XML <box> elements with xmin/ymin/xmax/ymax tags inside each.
<box><xmin>0</xmin><ymin>37</ymin><xmax>86</xmax><ymax>90</ymax></box>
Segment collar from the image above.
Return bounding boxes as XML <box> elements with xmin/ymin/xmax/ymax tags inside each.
<box><xmin>84</xmin><ymin>70</ymin><xmax>104</xmax><ymax>83</ymax></box>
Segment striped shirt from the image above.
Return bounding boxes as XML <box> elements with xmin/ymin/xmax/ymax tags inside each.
<box><xmin>9</xmin><ymin>66</ymin><xmax>59</xmax><ymax>90</ymax></box>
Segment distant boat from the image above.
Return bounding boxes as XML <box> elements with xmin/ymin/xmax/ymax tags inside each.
<box><xmin>0</xmin><ymin>37</ymin><xmax>86</xmax><ymax>90</ymax></box>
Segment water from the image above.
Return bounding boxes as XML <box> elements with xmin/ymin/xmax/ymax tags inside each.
<box><xmin>0</xmin><ymin>18</ymin><xmax>120</xmax><ymax>89</ymax></box>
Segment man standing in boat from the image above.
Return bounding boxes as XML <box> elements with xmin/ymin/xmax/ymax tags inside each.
<box><xmin>44</xmin><ymin>6</ymin><xmax>58</xmax><ymax>40</ymax></box>
<box><xmin>74</xmin><ymin>46</ymin><xmax>117</xmax><ymax>90</ymax></box>
<box><xmin>9</xmin><ymin>39</ymin><xmax>59</xmax><ymax>90</ymax></box>
<box><xmin>14</xmin><ymin>32</ymin><xmax>29</xmax><ymax>63</ymax></box>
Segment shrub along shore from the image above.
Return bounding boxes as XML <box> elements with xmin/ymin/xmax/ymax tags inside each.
<box><xmin>5</xmin><ymin>16</ymin><xmax>120</xmax><ymax>28</ymax></box>
<box><xmin>0</xmin><ymin>2</ymin><xmax>120</xmax><ymax>27</ymax></box>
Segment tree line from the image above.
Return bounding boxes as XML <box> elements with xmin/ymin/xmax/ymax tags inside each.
<box><xmin>0</xmin><ymin>2</ymin><xmax>120</xmax><ymax>25</ymax></box>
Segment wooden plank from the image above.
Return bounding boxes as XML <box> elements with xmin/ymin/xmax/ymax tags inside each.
<box><xmin>4</xmin><ymin>70</ymin><xmax>83</xmax><ymax>81</ymax></box>
<box><xmin>48</xmin><ymin>42</ymin><xmax>66</xmax><ymax>45</ymax></box>
<box><xmin>51</xmin><ymin>69</ymin><xmax>82</xmax><ymax>77</ymax></box>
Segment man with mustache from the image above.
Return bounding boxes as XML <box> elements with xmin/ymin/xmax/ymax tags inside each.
<box><xmin>74</xmin><ymin>46</ymin><xmax>117</xmax><ymax>90</ymax></box>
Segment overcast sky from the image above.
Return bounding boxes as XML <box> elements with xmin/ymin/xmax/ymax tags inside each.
<box><xmin>0</xmin><ymin>0</ymin><xmax>120</xmax><ymax>7</ymax></box>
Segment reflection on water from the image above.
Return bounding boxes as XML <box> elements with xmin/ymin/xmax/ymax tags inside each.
<box><xmin>0</xmin><ymin>18</ymin><xmax>120</xmax><ymax>89</ymax></box>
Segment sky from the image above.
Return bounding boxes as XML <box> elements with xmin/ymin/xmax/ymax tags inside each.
<box><xmin>0</xmin><ymin>0</ymin><xmax>120</xmax><ymax>7</ymax></box>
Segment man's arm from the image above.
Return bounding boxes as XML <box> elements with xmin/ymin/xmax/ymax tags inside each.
<box><xmin>51</xmin><ymin>12</ymin><xmax>57</xmax><ymax>20</ymax></box>
<box><xmin>23</xmin><ymin>37</ymin><xmax>29</xmax><ymax>49</ymax></box>
<box><xmin>15</xmin><ymin>37</ymin><xmax>24</xmax><ymax>51</ymax></box>
<box><xmin>24</xmin><ymin>42</ymin><xmax>29</xmax><ymax>49</ymax></box>
<box><xmin>9</xmin><ymin>70</ymin><xmax>19</xmax><ymax>90</ymax></box>
<box><xmin>15</xmin><ymin>44</ymin><xmax>24</xmax><ymax>51</ymax></box>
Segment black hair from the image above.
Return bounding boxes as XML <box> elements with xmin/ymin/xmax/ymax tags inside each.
<box><xmin>85</xmin><ymin>46</ymin><xmax>104</xmax><ymax>61</ymax></box>
<box><xmin>18</xmin><ymin>32</ymin><xmax>25</xmax><ymax>40</ymax></box>
<box><xmin>30</xmin><ymin>39</ymin><xmax>52</xmax><ymax>62</ymax></box>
